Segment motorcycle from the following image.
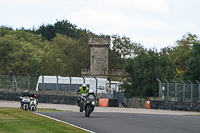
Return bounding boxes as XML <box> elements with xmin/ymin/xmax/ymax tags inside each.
<box><xmin>78</xmin><ymin>93</ymin><xmax>87</xmax><ymax>112</ymax></box>
<box><xmin>29</xmin><ymin>97</ymin><xmax>37</xmax><ymax>111</ymax></box>
<box><xmin>20</xmin><ymin>97</ymin><xmax>30</xmax><ymax>111</ymax></box>
<box><xmin>84</xmin><ymin>95</ymin><xmax>96</xmax><ymax>117</ymax></box>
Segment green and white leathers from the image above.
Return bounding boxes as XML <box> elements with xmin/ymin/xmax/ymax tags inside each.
<box><xmin>79</xmin><ymin>87</ymin><xmax>89</xmax><ymax>93</ymax></box>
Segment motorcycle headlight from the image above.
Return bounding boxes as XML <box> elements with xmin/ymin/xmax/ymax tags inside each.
<box><xmin>92</xmin><ymin>101</ymin><xmax>95</xmax><ymax>105</ymax></box>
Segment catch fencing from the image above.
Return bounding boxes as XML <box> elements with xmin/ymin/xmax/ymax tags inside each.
<box><xmin>0</xmin><ymin>74</ymin><xmax>122</xmax><ymax>105</ymax></box>
<box><xmin>157</xmin><ymin>78</ymin><xmax>200</xmax><ymax>103</ymax></box>
<box><xmin>0</xmin><ymin>74</ymin><xmax>119</xmax><ymax>98</ymax></box>
<box><xmin>0</xmin><ymin>74</ymin><xmax>38</xmax><ymax>93</ymax></box>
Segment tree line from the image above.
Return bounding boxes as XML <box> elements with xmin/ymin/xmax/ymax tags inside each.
<box><xmin>0</xmin><ymin>20</ymin><xmax>200</xmax><ymax>98</ymax></box>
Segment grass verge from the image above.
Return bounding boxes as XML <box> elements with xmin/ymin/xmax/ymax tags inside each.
<box><xmin>0</xmin><ymin>107</ymin><xmax>88</xmax><ymax>133</ymax></box>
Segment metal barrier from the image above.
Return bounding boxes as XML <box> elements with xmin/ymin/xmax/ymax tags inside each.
<box><xmin>157</xmin><ymin>78</ymin><xmax>200</xmax><ymax>102</ymax></box>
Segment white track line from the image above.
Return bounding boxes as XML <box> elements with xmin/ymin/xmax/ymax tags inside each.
<box><xmin>34</xmin><ymin>112</ymin><xmax>95</xmax><ymax>133</ymax></box>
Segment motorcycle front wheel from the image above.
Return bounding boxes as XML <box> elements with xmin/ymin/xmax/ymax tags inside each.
<box><xmin>80</xmin><ymin>108</ymin><xmax>83</xmax><ymax>112</ymax></box>
<box><xmin>85</xmin><ymin>105</ymin><xmax>91</xmax><ymax>117</ymax></box>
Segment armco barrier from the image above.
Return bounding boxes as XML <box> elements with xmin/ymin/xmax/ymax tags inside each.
<box><xmin>148</xmin><ymin>100</ymin><xmax>200</xmax><ymax>112</ymax></box>
<box><xmin>0</xmin><ymin>91</ymin><xmax>77</xmax><ymax>105</ymax></box>
<box><xmin>108</xmin><ymin>99</ymin><xmax>118</xmax><ymax>107</ymax></box>
<box><xmin>36</xmin><ymin>94</ymin><xmax>77</xmax><ymax>105</ymax></box>
<box><xmin>0</xmin><ymin>92</ymin><xmax>21</xmax><ymax>101</ymax></box>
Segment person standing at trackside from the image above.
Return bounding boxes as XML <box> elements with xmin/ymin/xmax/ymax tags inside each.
<box><xmin>76</xmin><ymin>84</ymin><xmax>89</xmax><ymax>105</ymax></box>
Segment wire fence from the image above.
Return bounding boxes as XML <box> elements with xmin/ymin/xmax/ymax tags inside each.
<box><xmin>0</xmin><ymin>74</ymin><xmax>120</xmax><ymax>99</ymax></box>
<box><xmin>157</xmin><ymin>78</ymin><xmax>200</xmax><ymax>102</ymax></box>
<box><xmin>0</xmin><ymin>75</ymin><xmax>38</xmax><ymax>92</ymax></box>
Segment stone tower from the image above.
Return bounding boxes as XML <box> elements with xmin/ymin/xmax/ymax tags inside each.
<box><xmin>81</xmin><ymin>35</ymin><xmax>110</xmax><ymax>78</ymax></box>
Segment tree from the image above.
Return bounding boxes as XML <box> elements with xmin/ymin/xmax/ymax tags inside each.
<box><xmin>34</xmin><ymin>20</ymin><xmax>89</xmax><ymax>41</ymax></box>
<box><xmin>124</xmin><ymin>49</ymin><xmax>175</xmax><ymax>98</ymax></box>
<box><xmin>0</xmin><ymin>28</ymin><xmax>48</xmax><ymax>76</ymax></box>
<box><xmin>109</xmin><ymin>34</ymin><xmax>144</xmax><ymax>72</ymax></box>
<box><xmin>42</xmin><ymin>34</ymin><xmax>90</xmax><ymax>76</ymax></box>
<box><xmin>182</xmin><ymin>43</ymin><xmax>200</xmax><ymax>81</ymax></box>
<box><xmin>111</xmin><ymin>34</ymin><xmax>143</xmax><ymax>58</ymax></box>
<box><xmin>169</xmin><ymin>33</ymin><xmax>200</xmax><ymax>71</ymax></box>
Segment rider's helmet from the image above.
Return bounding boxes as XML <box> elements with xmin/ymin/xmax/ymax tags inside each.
<box><xmin>82</xmin><ymin>84</ymin><xmax>87</xmax><ymax>90</ymax></box>
<box><xmin>31</xmin><ymin>92</ymin><xmax>35</xmax><ymax>95</ymax></box>
<box><xmin>89</xmin><ymin>89</ymin><xmax>94</xmax><ymax>95</ymax></box>
<box><xmin>24</xmin><ymin>90</ymin><xmax>29</xmax><ymax>93</ymax></box>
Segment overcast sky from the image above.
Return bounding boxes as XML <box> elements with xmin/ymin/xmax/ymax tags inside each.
<box><xmin>1</xmin><ymin>0</ymin><xmax>200</xmax><ymax>50</ymax></box>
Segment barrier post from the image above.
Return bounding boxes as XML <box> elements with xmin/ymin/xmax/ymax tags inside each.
<box><xmin>156</xmin><ymin>78</ymin><xmax>162</xmax><ymax>101</ymax></box>
<box><xmin>10</xmin><ymin>71</ymin><xmax>18</xmax><ymax>92</ymax></box>
<box><xmin>196</xmin><ymin>80</ymin><xmax>200</xmax><ymax>102</ymax></box>
<box><xmin>82</xmin><ymin>76</ymin><xmax>85</xmax><ymax>84</ymax></box>
<box><xmin>55</xmin><ymin>75</ymin><xmax>58</xmax><ymax>95</ymax></box>
<box><xmin>27</xmin><ymin>73</ymin><xmax>30</xmax><ymax>92</ymax></box>
<box><xmin>107</xmin><ymin>77</ymin><xmax>111</xmax><ymax>88</ymax></box>
<box><xmin>165</xmin><ymin>79</ymin><xmax>169</xmax><ymax>101</ymax></box>
<box><xmin>68</xmin><ymin>75</ymin><xmax>71</xmax><ymax>96</ymax></box>
<box><xmin>188</xmin><ymin>80</ymin><xmax>193</xmax><ymax>102</ymax></box>
<box><xmin>181</xmin><ymin>80</ymin><xmax>185</xmax><ymax>102</ymax></box>
<box><xmin>40</xmin><ymin>73</ymin><xmax>44</xmax><ymax>102</ymax></box>
<box><xmin>11</xmin><ymin>71</ymin><xmax>14</xmax><ymax>92</ymax></box>
<box><xmin>94</xmin><ymin>76</ymin><xmax>98</xmax><ymax>99</ymax></box>
<box><xmin>172</xmin><ymin>79</ymin><xmax>177</xmax><ymax>102</ymax></box>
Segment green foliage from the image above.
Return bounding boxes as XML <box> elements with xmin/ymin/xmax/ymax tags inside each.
<box><xmin>111</xmin><ymin>34</ymin><xmax>143</xmax><ymax>58</ymax></box>
<box><xmin>33</xmin><ymin>20</ymin><xmax>89</xmax><ymax>41</ymax></box>
<box><xmin>183</xmin><ymin>43</ymin><xmax>200</xmax><ymax>81</ymax></box>
<box><xmin>41</xmin><ymin>33</ymin><xmax>90</xmax><ymax>76</ymax></box>
<box><xmin>0</xmin><ymin>24</ymin><xmax>91</xmax><ymax>77</ymax></box>
<box><xmin>124</xmin><ymin>49</ymin><xmax>176</xmax><ymax>98</ymax></box>
<box><xmin>0</xmin><ymin>27</ymin><xmax>48</xmax><ymax>76</ymax></box>
<box><xmin>109</xmin><ymin>34</ymin><xmax>144</xmax><ymax>71</ymax></box>
<box><xmin>169</xmin><ymin>33</ymin><xmax>200</xmax><ymax>71</ymax></box>
<box><xmin>173</xmin><ymin>68</ymin><xmax>184</xmax><ymax>81</ymax></box>
<box><xmin>108</xmin><ymin>48</ymin><xmax>124</xmax><ymax>70</ymax></box>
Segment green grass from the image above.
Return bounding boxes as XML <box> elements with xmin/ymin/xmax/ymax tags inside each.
<box><xmin>0</xmin><ymin>107</ymin><xmax>88</xmax><ymax>133</ymax></box>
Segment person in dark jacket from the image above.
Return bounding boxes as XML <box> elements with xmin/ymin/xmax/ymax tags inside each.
<box><xmin>30</xmin><ymin>92</ymin><xmax>38</xmax><ymax>105</ymax></box>
<box><xmin>20</xmin><ymin>90</ymin><xmax>30</xmax><ymax>109</ymax></box>
<box><xmin>22</xmin><ymin>90</ymin><xmax>30</xmax><ymax>97</ymax></box>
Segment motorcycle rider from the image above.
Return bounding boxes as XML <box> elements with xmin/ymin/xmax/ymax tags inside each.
<box><xmin>30</xmin><ymin>92</ymin><xmax>38</xmax><ymax>105</ymax></box>
<box><xmin>20</xmin><ymin>90</ymin><xmax>30</xmax><ymax>109</ymax></box>
<box><xmin>76</xmin><ymin>84</ymin><xmax>89</xmax><ymax>106</ymax></box>
<box><xmin>88</xmin><ymin>89</ymin><xmax>96</xmax><ymax>98</ymax></box>
<box><xmin>22</xmin><ymin>90</ymin><xmax>30</xmax><ymax>97</ymax></box>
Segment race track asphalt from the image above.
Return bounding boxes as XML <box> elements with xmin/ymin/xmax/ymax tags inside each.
<box><xmin>1</xmin><ymin>100</ymin><xmax>200</xmax><ymax>133</ymax></box>
<box><xmin>38</xmin><ymin>111</ymin><xmax>200</xmax><ymax>133</ymax></box>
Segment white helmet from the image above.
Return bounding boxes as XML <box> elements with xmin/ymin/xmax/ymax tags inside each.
<box><xmin>89</xmin><ymin>89</ymin><xmax>94</xmax><ymax>94</ymax></box>
<box><xmin>82</xmin><ymin>84</ymin><xmax>87</xmax><ymax>90</ymax></box>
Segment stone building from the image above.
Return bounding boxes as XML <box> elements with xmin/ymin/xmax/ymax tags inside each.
<box><xmin>81</xmin><ymin>35</ymin><xmax>110</xmax><ymax>78</ymax></box>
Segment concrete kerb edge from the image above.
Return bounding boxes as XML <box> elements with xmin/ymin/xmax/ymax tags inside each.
<box><xmin>34</xmin><ymin>112</ymin><xmax>95</xmax><ymax>133</ymax></box>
